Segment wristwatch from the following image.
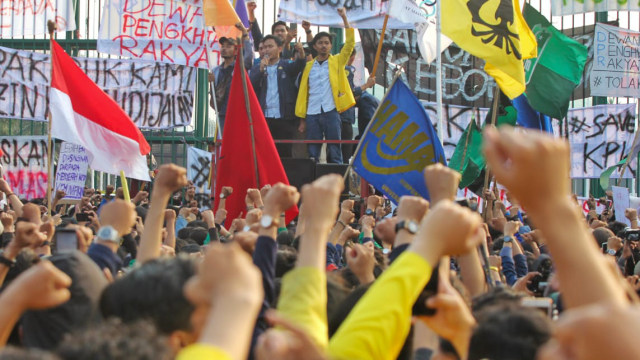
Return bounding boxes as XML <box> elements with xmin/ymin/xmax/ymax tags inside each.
<box><xmin>395</xmin><ymin>220</ymin><xmax>419</xmax><ymax>235</ymax></box>
<box><xmin>97</xmin><ymin>225</ymin><xmax>120</xmax><ymax>243</ymax></box>
<box><xmin>220</xmin><ymin>192</ymin><xmax>226</xmax><ymax>199</ymax></box>
<box><xmin>0</xmin><ymin>254</ymin><xmax>15</xmax><ymax>268</ymax></box>
<box><xmin>260</xmin><ymin>215</ymin><xmax>279</xmax><ymax>229</ymax></box>
<box><xmin>365</xmin><ymin>209</ymin><xmax>374</xmax><ymax>216</ymax></box>
<box><xmin>607</xmin><ymin>248</ymin><xmax>617</xmax><ymax>256</ymax></box>
<box><xmin>503</xmin><ymin>236</ymin><xmax>513</xmax><ymax>243</ymax></box>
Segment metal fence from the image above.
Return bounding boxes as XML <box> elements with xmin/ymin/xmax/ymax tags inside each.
<box><xmin>0</xmin><ymin>0</ymin><xmax>638</xmax><ymax>196</ymax></box>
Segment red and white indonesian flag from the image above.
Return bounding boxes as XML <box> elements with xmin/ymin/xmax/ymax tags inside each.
<box><xmin>49</xmin><ymin>40</ymin><xmax>151</xmax><ymax>181</ymax></box>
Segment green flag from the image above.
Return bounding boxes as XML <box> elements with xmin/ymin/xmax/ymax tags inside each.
<box><xmin>449</xmin><ymin>115</ymin><xmax>484</xmax><ymax>189</ymax></box>
<box><xmin>449</xmin><ymin>95</ymin><xmax>518</xmax><ymax>189</ymax></box>
<box><xmin>523</xmin><ymin>4</ymin><xmax>587</xmax><ymax>120</ymax></box>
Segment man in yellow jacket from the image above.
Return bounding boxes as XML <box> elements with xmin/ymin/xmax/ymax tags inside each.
<box><xmin>295</xmin><ymin>7</ymin><xmax>355</xmax><ymax>164</ymax></box>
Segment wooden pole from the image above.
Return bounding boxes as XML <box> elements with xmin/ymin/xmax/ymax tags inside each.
<box><xmin>46</xmin><ymin>20</ymin><xmax>56</xmax><ymax>218</ymax></box>
<box><xmin>371</xmin><ymin>15</ymin><xmax>389</xmax><ymax>77</ymax></box>
<box><xmin>481</xmin><ymin>87</ymin><xmax>501</xmax><ymax>221</ymax></box>
<box><xmin>237</xmin><ymin>38</ymin><xmax>260</xmax><ymax>188</ymax></box>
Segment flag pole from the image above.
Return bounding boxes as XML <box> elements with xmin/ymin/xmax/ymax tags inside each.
<box><xmin>237</xmin><ymin>38</ymin><xmax>260</xmax><ymax>188</ymax></box>
<box><xmin>482</xmin><ymin>87</ymin><xmax>500</xmax><ymax>221</ymax></box>
<box><xmin>46</xmin><ymin>20</ymin><xmax>56</xmax><ymax>218</ymax></box>
<box><xmin>435</xmin><ymin>0</ymin><xmax>444</xmax><ymax>145</ymax></box>
<box><xmin>371</xmin><ymin>15</ymin><xmax>389</xmax><ymax>77</ymax></box>
<box><xmin>457</xmin><ymin>109</ymin><xmax>475</xmax><ymax>173</ymax></box>
<box><xmin>343</xmin><ymin>67</ymin><xmax>403</xmax><ymax>181</ymax></box>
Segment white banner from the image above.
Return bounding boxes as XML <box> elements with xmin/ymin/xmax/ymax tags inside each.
<box><xmin>0</xmin><ymin>136</ymin><xmax>48</xmax><ymax>200</ymax></box>
<box><xmin>277</xmin><ymin>0</ymin><xmax>425</xmax><ymax>29</ymax></box>
<box><xmin>98</xmin><ymin>0</ymin><xmax>219</xmax><ymax>69</ymax></box>
<box><xmin>0</xmin><ymin>46</ymin><xmax>196</xmax><ymax>129</ymax></box>
<box><xmin>591</xmin><ymin>23</ymin><xmax>640</xmax><ymax>98</ymax></box>
<box><xmin>187</xmin><ymin>146</ymin><xmax>212</xmax><ymax>195</ymax></box>
<box><xmin>0</xmin><ymin>0</ymin><xmax>76</xmax><ymax>37</ymax></box>
<box><xmin>552</xmin><ymin>0</ymin><xmax>640</xmax><ymax>16</ymax></box>
<box><xmin>53</xmin><ymin>142</ymin><xmax>89</xmax><ymax>202</ymax></box>
<box><xmin>612</xmin><ymin>185</ymin><xmax>632</xmax><ymax>226</ymax></box>
<box><xmin>423</xmin><ymin>102</ymin><xmax>489</xmax><ymax>162</ymax></box>
<box><xmin>552</xmin><ymin>104</ymin><xmax>637</xmax><ymax>178</ymax></box>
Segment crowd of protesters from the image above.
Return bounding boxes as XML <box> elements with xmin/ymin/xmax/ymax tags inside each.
<box><xmin>0</xmin><ymin>126</ymin><xmax>638</xmax><ymax>360</ymax></box>
<box><xmin>211</xmin><ymin>6</ymin><xmax>380</xmax><ymax>163</ymax></box>
<box><xmin>0</xmin><ymin>7</ymin><xmax>639</xmax><ymax>360</ymax></box>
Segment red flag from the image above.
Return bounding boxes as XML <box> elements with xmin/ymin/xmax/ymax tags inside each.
<box><xmin>49</xmin><ymin>40</ymin><xmax>151</xmax><ymax>181</ymax></box>
<box><xmin>214</xmin><ymin>50</ymin><xmax>298</xmax><ymax>224</ymax></box>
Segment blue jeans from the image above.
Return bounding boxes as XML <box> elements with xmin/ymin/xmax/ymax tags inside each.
<box><xmin>306</xmin><ymin>109</ymin><xmax>343</xmax><ymax>164</ymax></box>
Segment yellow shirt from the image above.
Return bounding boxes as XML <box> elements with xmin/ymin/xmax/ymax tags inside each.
<box><xmin>328</xmin><ymin>251</ymin><xmax>433</xmax><ymax>360</ymax></box>
<box><xmin>176</xmin><ymin>344</ymin><xmax>232</xmax><ymax>360</ymax></box>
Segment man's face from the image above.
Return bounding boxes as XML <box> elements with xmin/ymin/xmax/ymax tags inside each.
<box><xmin>220</xmin><ymin>42</ymin><xmax>236</xmax><ymax>59</ymax></box>
<box><xmin>262</xmin><ymin>39</ymin><xmax>281</xmax><ymax>60</ymax></box>
<box><xmin>313</xmin><ymin>36</ymin><xmax>332</xmax><ymax>56</ymax></box>
<box><xmin>273</xmin><ymin>24</ymin><xmax>288</xmax><ymax>41</ymax></box>
<box><xmin>258</xmin><ymin>42</ymin><xmax>266</xmax><ymax>58</ymax></box>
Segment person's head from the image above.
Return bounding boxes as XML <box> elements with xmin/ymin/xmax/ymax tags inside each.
<box><xmin>312</xmin><ymin>32</ymin><xmax>334</xmax><ymax>57</ymax></box>
<box><xmin>258</xmin><ymin>41</ymin><xmax>266</xmax><ymax>58</ymax></box>
<box><xmin>219</xmin><ymin>37</ymin><xmax>237</xmax><ymax>60</ymax></box>
<box><xmin>271</xmin><ymin>21</ymin><xmax>289</xmax><ymax>41</ymax></box>
<box><xmin>592</xmin><ymin>227</ymin><xmax>614</xmax><ymax>248</ymax></box>
<box><xmin>56</xmin><ymin>319</ymin><xmax>171</xmax><ymax>360</ymax></box>
<box><xmin>468</xmin><ymin>305</ymin><xmax>552</xmax><ymax>360</ymax></box>
<box><xmin>22</xmin><ymin>252</ymin><xmax>108</xmax><ymax>350</ymax></box>
<box><xmin>261</xmin><ymin>35</ymin><xmax>282</xmax><ymax>61</ymax></box>
<box><xmin>99</xmin><ymin>256</ymin><xmax>197</xmax><ymax>352</ymax></box>
<box><xmin>188</xmin><ymin>227</ymin><xmax>208</xmax><ymax>245</ymax></box>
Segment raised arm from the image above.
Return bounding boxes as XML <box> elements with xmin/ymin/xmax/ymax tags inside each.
<box><xmin>138</xmin><ymin>165</ymin><xmax>188</xmax><ymax>264</ymax></box>
<box><xmin>483</xmin><ymin>126</ymin><xmax>627</xmax><ymax>308</ymax></box>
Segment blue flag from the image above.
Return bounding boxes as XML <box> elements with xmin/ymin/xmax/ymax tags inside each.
<box><xmin>513</xmin><ymin>94</ymin><xmax>553</xmax><ymax>133</ymax></box>
<box><xmin>353</xmin><ymin>79</ymin><xmax>446</xmax><ymax>204</ymax></box>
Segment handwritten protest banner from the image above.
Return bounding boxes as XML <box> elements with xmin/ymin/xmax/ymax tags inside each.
<box><xmin>0</xmin><ymin>46</ymin><xmax>196</xmax><ymax>129</ymax></box>
<box><xmin>422</xmin><ymin>103</ymin><xmax>489</xmax><ymax>161</ymax></box>
<box><xmin>277</xmin><ymin>0</ymin><xmax>423</xmax><ymax>28</ymax></box>
<box><xmin>53</xmin><ymin>142</ymin><xmax>89</xmax><ymax>202</ymax></box>
<box><xmin>591</xmin><ymin>23</ymin><xmax>640</xmax><ymax>98</ymax></box>
<box><xmin>98</xmin><ymin>0</ymin><xmax>219</xmax><ymax>69</ymax></box>
<box><xmin>0</xmin><ymin>136</ymin><xmax>48</xmax><ymax>200</ymax></box>
<box><xmin>360</xmin><ymin>27</ymin><xmax>595</xmax><ymax>107</ymax></box>
<box><xmin>552</xmin><ymin>0</ymin><xmax>640</xmax><ymax>16</ymax></box>
<box><xmin>0</xmin><ymin>0</ymin><xmax>76</xmax><ymax>37</ymax></box>
<box><xmin>187</xmin><ymin>146</ymin><xmax>212</xmax><ymax>209</ymax></box>
<box><xmin>552</xmin><ymin>104</ymin><xmax>637</xmax><ymax>179</ymax></box>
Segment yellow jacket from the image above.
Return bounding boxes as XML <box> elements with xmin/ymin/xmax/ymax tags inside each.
<box><xmin>295</xmin><ymin>28</ymin><xmax>356</xmax><ymax>118</ymax></box>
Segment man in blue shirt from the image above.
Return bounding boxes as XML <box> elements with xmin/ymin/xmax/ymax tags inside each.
<box><xmin>249</xmin><ymin>35</ymin><xmax>306</xmax><ymax>158</ymax></box>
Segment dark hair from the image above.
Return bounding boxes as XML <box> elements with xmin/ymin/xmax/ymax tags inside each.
<box><xmin>177</xmin><ymin>227</ymin><xmax>192</xmax><ymax>240</ymax></box>
<box><xmin>609</xmin><ymin>221</ymin><xmax>628</xmax><ymax>237</ymax></box>
<box><xmin>468</xmin><ymin>305</ymin><xmax>552</xmax><ymax>360</ymax></box>
<box><xmin>56</xmin><ymin>319</ymin><xmax>171</xmax><ymax>360</ymax></box>
<box><xmin>275</xmin><ymin>246</ymin><xmax>297</xmax><ymax>278</ymax></box>
<box><xmin>187</xmin><ymin>220</ymin><xmax>208</xmax><ymax>228</ymax></box>
<box><xmin>189</xmin><ymin>227</ymin><xmax>209</xmax><ymax>245</ymax></box>
<box><xmin>261</xmin><ymin>34</ymin><xmax>283</xmax><ymax>47</ymax></box>
<box><xmin>472</xmin><ymin>286</ymin><xmax>523</xmax><ymax>313</ymax></box>
<box><xmin>271</xmin><ymin>21</ymin><xmax>289</xmax><ymax>34</ymax></box>
<box><xmin>276</xmin><ymin>230</ymin><xmax>294</xmax><ymax>247</ymax></box>
<box><xmin>311</xmin><ymin>31</ymin><xmax>334</xmax><ymax>46</ymax></box>
<box><xmin>179</xmin><ymin>244</ymin><xmax>203</xmax><ymax>255</ymax></box>
<box><xmin>100</xmin><ymin>256</ymin><xmax>196</xmax><ymax>335</ymax></box>
<box><xmin>0</xmin><ymin>347</ymin><xmax>60</xmax><ymax>360</ymax></box>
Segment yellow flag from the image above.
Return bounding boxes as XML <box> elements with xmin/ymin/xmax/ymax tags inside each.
<box><xmin>442</xmin><ymin>0</ymin><xmax>537</xmax><ymax>99</ymax></box>
<box><xmin>203</xmin><ymin>0</ymin><xmax>241</xmax><ymax>27</ymax></box>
